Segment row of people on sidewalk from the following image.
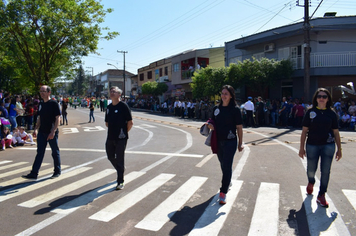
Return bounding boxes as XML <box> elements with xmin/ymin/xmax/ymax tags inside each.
<box><xmin>0</xmin><ymin>125</ymin><xmax>35</xmax><ymax>151</ymax></box>
<box><xmin>0</xmin><ymin>93</ymin><xmax>39</xmax><ymax>132</ymax></box>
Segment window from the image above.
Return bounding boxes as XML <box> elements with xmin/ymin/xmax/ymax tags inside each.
<box><xmin>159</xmin><ymin>68</ymin><xmax>163</xmax><ymax>77</ymax></box>
<box><xmin>165</xmin><ymin>66</ymin><xmax>168</xmax><ymax>75</ymax></box>
<box><xmin>278</xmin><ymin>47</ymin><xmax>290</xmax><ymax>60</ymax></box>
<box><xmin>229</xmin><ymin>56</ymin><xmax>242</xmax><ymax>65</ymax></box>
<box><xmin>173</xmin><ymin>63</ymin><xmax>179</xmax><ymax>72</ymax></box>
<box><xmin>147</xmin><ymin>71</ymin><xmax>152</xmax><ymax>79</ymax></box>
<box><xmin>139</xmin><ymin>73</ymin><xmax>144</xmax><ymax>81</ymax></box>
<box><xmin>252</xmin><ymin>52</ymin><xmax>264</xmax><ymax>60</ymax></box>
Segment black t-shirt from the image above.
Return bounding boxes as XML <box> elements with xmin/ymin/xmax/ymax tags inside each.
<box><xmin>105</xmin><ymin>101</ymin><xmax>132</xmax><ymax>140</ymax></box>
<box><xmin>38</xmin><ymin>100</ymin><xmax>61</xmax><ymax>133</ymax></box>
<box><xmin>302</xmin><ymin>107</ymin><xmax>338</xmax><ymax>145</ymax></box>
<box><xmin>211</xmin><ymin>105</ymin><xmax>243</xmax><ymax>141</ymax></box>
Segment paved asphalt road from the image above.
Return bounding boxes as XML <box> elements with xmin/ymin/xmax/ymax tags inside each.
<box><xmin>0</xmin><ymin>107</ymin><xmax>355</xmax><ymax>236</ymax></box>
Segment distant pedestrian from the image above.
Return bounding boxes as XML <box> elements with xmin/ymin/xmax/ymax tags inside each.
<box><xmin>105</xmin><ymin>86</ymin><xmax>133</xmax><ymax>190</ymax></box>
<box><xmin>89</xmin><ymin>101</ymin><xmax>95</xmax><ymax>123</ymax></box>
<box><xmin>299</xmin><ymin>88</ymin><xmax>342</xmax><ymax>208</ymax></box>
<box><xmin>244</xmin><ymin>97</ymin><xmax>255</xmax><ymax>127</ymax></box>
<box><xmin>22</xmin><ymin>85</ymin><xmax>61</xmax><ymax>180</ymax></box>
<box><xmin>61</xmin><ymin>101</ymin><xmax>68</xmax><ymax>125</ymax></box>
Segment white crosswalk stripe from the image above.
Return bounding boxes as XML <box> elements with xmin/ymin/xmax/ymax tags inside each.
<box><xmin>248</xmin><ymin>182</ymin><xmax>280</xmax><ymax>236</ymax></box>
<box><xmin>0</xmin><ymin>164</ymin><xmax>70</xmax><ymax>188</ymax></box>
<box><xmin>343</xmin><ymin>189</ymin><xmax>356</xmax><ymax>211</ymax></box>
<box><xmin>0</xmin><ymin>161</ymin><xmax>28</xmax><ymax>170</ymax></box>
<box><xmin>18</xmin><ymin>169</ymin><xmax>116</xmax><ymax>208</ymax></box>
<box><xmin>135</xmin><ymin>176</ymin><xmax>208</xmax><ymax>231</ymax></box>
<box><xmin>0</xmin><ymin>163</ymin><xmax>50</xmax><ymax>179</ymax></box>
<box><xmin>189</xmin><ymin>180</ymin><xmax>243</xmax><ymax>236</ymax></box>
<box><xmin>300</xmin><ymin>186</ymin><xmax>351</xmax><ymax>236</ymax></box>
<box><xmin>0</xmin><ymin>160</ymin><xmax>13</xmax><ymax>165</ymax></box>
<box><xmin>0</xmin><ymin>166</ymin><xmax>89</xmax><ymax>203</ymax></box>
<box><xmin>89</xmin><ymin>173</ymin><xmax>175</xmax><ymax>222</ymax></box>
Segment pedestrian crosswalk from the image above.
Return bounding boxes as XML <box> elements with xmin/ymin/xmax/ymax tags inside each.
<box><xmin>0</xmin><ymin>160</ymin><xmax>355</xmax><ymax>236</ymax></box>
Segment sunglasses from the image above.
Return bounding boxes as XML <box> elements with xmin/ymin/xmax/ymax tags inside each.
<box><xmin>317</xmin><ymin>95</ymin><xmax>328</xmax><ymax>99</ymax></box>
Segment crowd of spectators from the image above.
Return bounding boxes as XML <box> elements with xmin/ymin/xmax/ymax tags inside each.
<box><xmin>126</xmin><ymin>94</ymin><xmax>356</xmax><ymax>131</ymax></box>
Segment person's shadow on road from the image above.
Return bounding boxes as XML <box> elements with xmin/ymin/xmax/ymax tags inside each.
<box><xmin>169</xmin><ymin>194</ymin><xmax>225</xmax><ymax>236</ymax></box>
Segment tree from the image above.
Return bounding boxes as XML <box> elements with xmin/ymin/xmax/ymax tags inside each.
<box><xmin>191</xmin><ymin>66</ymin><xmax>228</xmax><ymax>98</ymax></box>
<box><xmin>141</xmin><ymin>81</ymin><xmax>168</xmax><ymax>97</ymax></box>
<box><xmin>0</xmin><ymin>0</ymin><xmax>118</xmax><ymax>93</ymax></box>
<box><xmin>71</xmin><ymin>65</ymin><xmax>88</xmax><ymax>96</ymax></box>
<box><xmin>191</xmin><ymin>58</ymin><xmax>294</xmax><ymax>99</ymax></box>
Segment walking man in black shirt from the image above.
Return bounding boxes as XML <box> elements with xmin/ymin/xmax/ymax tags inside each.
<box><xmin>105</xmin><ymin>86</ymin><xmax>133</xmax><ymax>190</ymax></box>
<box><xmin>22</xmin><ymin>85</ymin><xmax>61</xmax><ymax>179</ymax></box>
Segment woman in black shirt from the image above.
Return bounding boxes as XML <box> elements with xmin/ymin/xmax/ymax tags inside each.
<box><xmin>299</xmin><ymin>88</ymin><xmax>342</xmax><ymax>208</ymax></box>
<box><xmin>207</xmin><ymin>85</ymin><xmax>244</xmax><ymax>205</ymax></box>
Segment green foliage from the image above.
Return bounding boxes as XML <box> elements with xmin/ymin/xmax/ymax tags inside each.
<box><xmin>191</xmin><ymin>66</ymin><xmax>228</xmax><ymax>98</ymax></box>
<box><xmin>71</xmin><ymin>65</ymin><xmax>88</xmax><ymax>96</ymax></box>
<box><xmin>142</xmin><ymin>81</ymin><xmax>168</xmax><ymax>96</ymax></box>
<box><xmin>0</xmin><ymin>0</ymin><xmax>118</xmax><ymax>92</ymax></box>
<box><xmin>191</xmin><ymin>58</ymin><xmax>294</xmax><ymax>98</ymax></box>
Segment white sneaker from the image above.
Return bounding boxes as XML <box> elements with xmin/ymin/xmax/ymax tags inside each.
<box><xmin>116</xmin><ymin>183</ymin><xmax>124</xmax><ymax>190</ymax></box>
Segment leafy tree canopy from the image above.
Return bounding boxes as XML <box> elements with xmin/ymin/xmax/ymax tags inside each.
<box><xmin>142</xmin><ymin>81</ymin><xmax>168</xmax><ymax>97</ymax></box>
<box><xmin>191</xmin><ymin>58</ymin><xmax>293</xmax><ymax>99</ymax></box>
<box><xmin>0</xmin><ymin>0</ymin><xmax>118</xmax><ymax>93</ymax></box>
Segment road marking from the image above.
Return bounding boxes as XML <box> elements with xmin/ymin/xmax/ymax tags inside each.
<box><xmin>0</xmin><ymin>167</ymin><xmax>90</xmax><ymax>202</ymax></box>
<box><xmin>16</xmin><ymin>171</ymin><xmax>146</xmax><ymax>236</ymax></box>
<box><xmin>196</xmin><ymin>154</ymin><xmax>215</xmax><ymax>167</ymax></box>
<box><xmin>342</xmin><ymin>189</ymin><xmax>356</xmax><ymax>211</ymax></box>
<box><xmin>248</xmin><ymin>182</ymin><xmax>279</xmax><ymax>236</ymax></box>
<box><xmin>232</xmin><ymin>144</ymin><xmax>250</xmax><ymax>180</ymax></box>
<box><xmin>139</xmin><ymin>123</ymin><xmax>194</xmax><ymax>172</ymax></box>
<box><xmin>0</xmin><ymin>163</ymin><xmax>49</xmax><ymax>179</ymax></box>
<box><xmin>249</xmin><ymin>129</ymin><xmax>351</xmax><ymax>235</ymax></box>
<box><xmin>127</xmin><ymin>125</ymin><xmax>154</xmax><ymax>150</ymax></box>
<box><xmin>83</xmin><ymin>126</ymin><xmax>105</xmax><ymax>132</ymax></box>
<box><xmin>18</xmin><ymin>169</ymin><xmax>116</xmax><ymax>208</ymax></box>
<box><xmin>135</xmin><ymin>176</ymin><xmax>208</xmax><ymax>231</ymax></box>
<box><xmin>62</xmin><ymin>127</ymin><xmax>79</xmax><ymax>134</ymax></box>
<box><xmin>0</xmin><ymin>160</ymin><xmax>12</xmax><ymax>165</ymax></box>
<box><xmin>16</xmin><ymin>147</ymin><xmax>202</xmax><ymax>157</ymax></box>
<box><xmin>188</xmin><ymin>180</ymin><xmax>243</xmax><ymax>236</ymax></box>
<box><xmin>0</xmin><ymin>165</ymin><xmax>70</xmax><ymax>189</ymax></box>
<box><xmin>300</xmin><ymin>186</ymin><xmax>351</xmax><ymax>236</ymax></box>
<box><xmin>89</xmin><ymin>173</ymin><xmax>175</xmax><ymax>222</ymax></box>
<box><xmin>0</xmin><ymin>162</ymin><xmax>28</xmax><ymax>170</ymax></box>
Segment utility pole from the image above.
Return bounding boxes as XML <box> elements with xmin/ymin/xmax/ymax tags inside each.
<box><xmin>304</xmin><ymin>0</ymin><xmax>311</xmax><ymax>102</ymax></box>
<box><xmin>297</xmin><ymin>0</ymin><xmax>311</xmax><ymax>102</ymax></box>
<box><xmin>117</xmin><ymin>50</ymin><xmax>128</xmax><ymax>99</ymax></box>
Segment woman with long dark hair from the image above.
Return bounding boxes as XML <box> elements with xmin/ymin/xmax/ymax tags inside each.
<box><xmin>299</xmin><ymin>88</ymin><xmax>342</xmax><ymax>208</ymax></box>
<box><xmin>207</xmin><ymin>85</ymin><xmax>244</xmax><ymax>204</ymax></box>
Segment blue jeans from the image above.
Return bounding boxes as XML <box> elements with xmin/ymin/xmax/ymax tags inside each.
<box><xmin>30</xmin><ymin>131</ymin><xmax>61</xmax><ymax>176</ymax></box>
<box><xmin>217</xmin><ymin>139</ymin><xmax>237</xmax><ymax>194</ymax></box>
<box><xmin>89</xmin><ymin>110</ymin><xmax>95</xmax><ymax>122</ymax></box>
<box><xmin>306</xmin><ymin>143</ymin><xmax>335</xmax><ymax>196</ymax></box>
<box><xmin>9</xmin><ymin>116</ymin><xmax>17</xmax><ymax>131</ymax></box>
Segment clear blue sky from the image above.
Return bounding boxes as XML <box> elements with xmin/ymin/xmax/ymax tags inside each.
<box><xmin>82</xmin><ymin>0</ymin><xmax>356</xmax><ymax>76</ymax></box>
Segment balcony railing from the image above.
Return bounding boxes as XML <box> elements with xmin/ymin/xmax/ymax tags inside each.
<box><xmin>181</xmin><ymin>69</ymin><xmax>195</xmax><ymax>80</ymax></box>
<box><xmin>290</xmin><ymin>51</ymin><xmax>356</xmax><ymax>70</ymax></box>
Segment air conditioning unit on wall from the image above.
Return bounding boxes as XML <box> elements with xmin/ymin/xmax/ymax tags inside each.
<box><xmin>264</xmin><ymin>43</ymin><xmax>275</xmax><ymax>52</ymax></box>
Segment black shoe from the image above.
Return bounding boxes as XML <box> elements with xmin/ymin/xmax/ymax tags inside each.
<box><xmin>22</xmin><ymin>174</ymin><xmax>37</xmax><ymax>180</ymax></box>
<box><xmin>51</xmin><ymin>173</ymin><xmax>61</xmax><ymax>178</ymax></box>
